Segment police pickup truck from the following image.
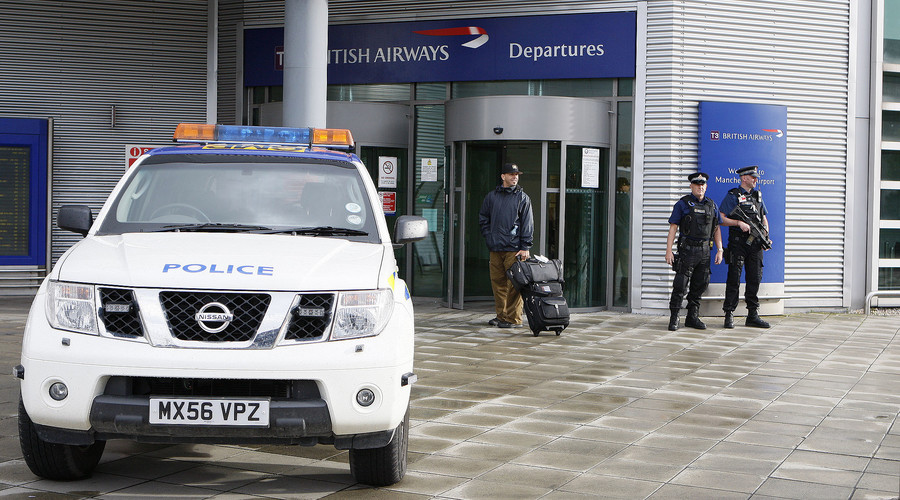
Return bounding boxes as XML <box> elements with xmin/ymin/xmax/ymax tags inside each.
<box><xmin>15</xmin><ymin>123</ymin><xmax>427</xmax><ymax>486</ymax></box>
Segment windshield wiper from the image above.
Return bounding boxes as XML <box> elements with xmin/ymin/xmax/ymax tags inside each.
<box><xmin>150</xmin><ymin>223</ymin><xmax>274</xmax><ymax>233</ymax></box>
<box><xmin>255</xmin><ymin>226</ymin><xmax>369</xmax><ymax>236</ymax></box>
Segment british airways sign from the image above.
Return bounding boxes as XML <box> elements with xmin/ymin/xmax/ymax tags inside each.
<box><xmin>244</xmin><ymin>12</ymin><xmax>636</xmax><ymax>86</ymax></box>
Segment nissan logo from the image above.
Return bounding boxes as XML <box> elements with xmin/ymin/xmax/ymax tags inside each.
<box><xmin>194</xmin><ymin>302</ymin><xmax>234</xmax><ymax>333</ymax></box>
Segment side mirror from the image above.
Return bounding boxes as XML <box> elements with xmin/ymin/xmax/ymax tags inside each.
<box><xmin>393</xmin><ymin>215</ymin><xmax>428</xmax><ymax>246</ymax></box>
<box><xmin>58</xmin><ymin>205</ymin><xmax>93</xmax><ymax>237</ymax></box>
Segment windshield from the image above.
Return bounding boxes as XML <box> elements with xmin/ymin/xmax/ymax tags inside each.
<box><xmin>97</xmin><ymin>155</ymin><xmax>379</xmax><ymax>243</ymax></box>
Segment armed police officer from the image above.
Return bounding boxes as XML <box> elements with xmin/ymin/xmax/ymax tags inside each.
<box><xmin>665</xmin><ymin>172</ymin><xmax>724</xmax><ymax>331</ymax></box>
<box><xmin>719</xmin><ymin>165</ymin><xmax>772</xmax><ymax>329</ymax></box>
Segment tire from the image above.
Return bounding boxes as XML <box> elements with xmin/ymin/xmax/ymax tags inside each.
<box><xmin>18</xmin><ymin>396</ymin><xmax>105</xmax><ymax>480</ymax></box>
<box><xmin>348</xmin><ymin>407</ymin><xmax>408</xmax><ymax>486</ymax></box>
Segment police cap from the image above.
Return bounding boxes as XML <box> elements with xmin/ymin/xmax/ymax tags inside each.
<box><xmin>501</xmin><ymin>163</ymin><xmax>523</xmax><ymax>174</ymax></box>
<box><xmin>687</xmin><ymin>172</ymin><xmax>709</xmax><ymax>184</ymax></box>
<box><xmin>736</xmin><ymin>165</ymin><xmax>760</xmax><ymax>178</ymax></box>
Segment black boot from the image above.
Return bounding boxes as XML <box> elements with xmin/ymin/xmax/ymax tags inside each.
<box><xmin>746</xmin><ymin>310</ymin><xmax>770</xmax><ymax>328</ymax></box>
<box><xmin>668</xmin><ymin>309</ymin><xmax>679</xmax><ymax>331</ymax></box>
<box><xmin>724</xmin><ymin>311</ymin><xmax>734</xmax><ymax>329</ymax></box>
<box><xmin>684</xmin><ymin>308</ymin><xmax>706</xmax><ymax>330</ymax></box>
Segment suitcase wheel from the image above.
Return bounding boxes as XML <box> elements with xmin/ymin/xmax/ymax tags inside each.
<box><xmin>532</xmin><ymin>329</ymin><xmax>540</xmax><ymax>337</ymax></box>
<box><xmin>555</xmin><ymin>330</ymin><xmax>562</xmax><ymax>336</ymax></box>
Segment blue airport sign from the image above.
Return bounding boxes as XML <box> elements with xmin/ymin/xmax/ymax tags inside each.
<box><xmin>244</xmin><ymin>11</ymin><xmax>636</xmax><ymax>86</ymax></box>
<box><xmin>699</xmin><ymin>101</ymin><xmax>787</xmax><ymax>285</ymax></box>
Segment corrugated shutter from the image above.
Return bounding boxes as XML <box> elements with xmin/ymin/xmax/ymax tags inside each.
<box><xmin>641</xmin><ymin>0</ymin><xmax>850</xmax><ymax>310</ymax></box>
<box><xmin>0</xmin><ymin>0</ymin><xmax>209</xmax><ymax>269</ymax></box>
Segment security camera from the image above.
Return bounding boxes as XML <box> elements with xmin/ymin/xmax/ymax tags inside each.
<box><xmin>493</xmin><ymin>127</ymin><xmax>503</xmax><ymax>135</ymax></box>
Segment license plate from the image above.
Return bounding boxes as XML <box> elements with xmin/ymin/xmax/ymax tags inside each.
<box><xmin>149</xmin><ymin>398</ymin><xmax>270</xmax><ymax>426</ymax></box>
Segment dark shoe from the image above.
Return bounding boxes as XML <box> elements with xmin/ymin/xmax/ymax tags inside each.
<box><xmin>668</xmin><ymin>310</ymin><xmax>679</xmax><ymax>331</ymax></box>
<box><xmin>488</xmin><ymin>317</ymin><xmax>500</xmax><ymax>326</ymax></box>
<box><xmin>746</xmin><ymin>311</ymin><xmax>770</xmax><ymax>328</ymax></box>
<box><xmin>497</xmin><ymin>320</ymin><xmax>523</xmax><ymax>329</ymax></box>
<box><xmin>724</xmin><ymin>312</ymin><xmax>734</xmax><ymax>329</ymax></box>
<box><xmin>684</xmin><ymin>309</ymin><xmax>707</xmax><ymax>330</ymax></box>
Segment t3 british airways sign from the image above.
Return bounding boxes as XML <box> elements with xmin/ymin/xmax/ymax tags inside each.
<box><xmin>244</xmin><ymin>12</ymin><xmax>636</xmax><ymax>86</ymax></box>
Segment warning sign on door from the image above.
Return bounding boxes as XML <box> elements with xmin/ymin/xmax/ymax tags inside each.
<box><xmin>378</xmin><ymin>156</ymin><xmax>398</xmax><ymax>188</ymax></box>
<box><xmin>380</xmin><ymin>191</ymin><xmax>396</xmax><ymax>215</ymax></box>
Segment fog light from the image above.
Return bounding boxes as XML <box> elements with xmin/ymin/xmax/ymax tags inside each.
<box><xmin>49</xmin><ymin>382</ymin><xmax>68</xmax><ymax>401</ymax></box>
<box><xmin>356</xmin><ymin>388</ymin><xmax>375</xmax><ymax>407</ymax></box>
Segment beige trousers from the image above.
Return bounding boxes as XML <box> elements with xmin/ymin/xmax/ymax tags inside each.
<box><xmin>489</xmin><ymin>251</ymin><xmax>523</xmax><ymax>325</ymax></box>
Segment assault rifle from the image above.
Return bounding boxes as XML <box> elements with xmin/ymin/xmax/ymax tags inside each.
<box><xmin>729</xmin><ymin>204</ymin><xmax>772</xmax><ymax>250</ymax></box>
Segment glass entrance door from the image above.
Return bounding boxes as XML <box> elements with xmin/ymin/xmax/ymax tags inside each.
<box><xmin>449</xmin><ymin>140</ymin><xmax>612</xmax><ymax>310</ymax></box>
<box><xmin>451</xmin><ymin>141</ymin><xmax>544</xmax><ymax>306</ymax></box>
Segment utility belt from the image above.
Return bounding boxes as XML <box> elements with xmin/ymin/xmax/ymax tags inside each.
<box><xmin>679</xmin><ymin>238</ymin><xmax>711</xmax><ymax>248</ymax></box>
<box><xmin>729</xmin><ymin>231</ymin><xmax>762</xmax><ymax>249</ymax></box>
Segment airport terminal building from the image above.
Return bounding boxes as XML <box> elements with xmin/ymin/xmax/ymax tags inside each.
<box><xmin>1</xmin><ymin>0</ymin><xmax>898</xmax><ymax>314</ymax></box>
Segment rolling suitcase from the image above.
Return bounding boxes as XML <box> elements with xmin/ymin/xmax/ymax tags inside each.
<box><xmin>506</xmin><ymin>257</ymin><xmax>570</xmax><ymax>336</ymax></box>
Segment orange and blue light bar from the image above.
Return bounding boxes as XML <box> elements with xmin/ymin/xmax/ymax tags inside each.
<box><xmin>173</xmin><ymin>124</ymin><xmax>354</xmax><ymax>148</ymax></box>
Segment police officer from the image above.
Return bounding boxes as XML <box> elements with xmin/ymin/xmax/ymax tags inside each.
<box><xmin>665</xmin><ymin>172</ymin><xmax>724</xmax><ymax>331</ymax></box>
<box><xmin>719</xmin><ymin>165</ymin><xmax>771</xmax><ymax>328</ymax></box>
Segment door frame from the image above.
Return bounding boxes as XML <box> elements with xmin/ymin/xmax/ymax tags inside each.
<box><xmin>448</xmin><ymin>138</ymin><xmax>611</xmax><ymax>310</ymax></box>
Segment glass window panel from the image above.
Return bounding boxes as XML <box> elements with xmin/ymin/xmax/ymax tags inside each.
<box><xmin>0</xmin><ymin>146</ymin><xmax>30</xmax><ymax>256</ymax></box>
<box><xmin>251</xmin><ymin>87</ymin><xmax>266</xmax><ymax>104</ymax></box>
<box><xmin>880</xmin><ymin>188</ymin><xmax>900</xmax><ymax>219</ymax></box>
<box><xmin>412</xmin><ymin>105</ymin><xmax>446</xmax><ymax>297</ymax></box>
<box><xmin>883</xmin><ymin>150</ymin><xmax>900</xmax><ymax>181</ymax></box>
<box><xmin>547</xmin><ymin>141</ymin><xmax>560</xmax><ymax>189</ymax></box>
<box><xmin>452</xmin><ymin>79</ymin><xmax>614</xmax><ymax>98</ymax></box>
<box><xmin>879</xmin><ymin>228</ymin><xmax>900</xmax><ymax>258</ymax></box>
<box><xmin>884</xmin><ymin>111</ymin><xmax>900</xmax><ymax>142</ymax></box>
<box><xmin>878</xmin><ymin>267</ymin><xmax>900</xmax><ymax>290</ymax></box>
<box><xmin>618</xmin><ymin>78</ymin><xmax>634</xmax><ymax>96</ymax></box>
<box><xmin>546</xmin><ymin>192</ymin><xmax>560</xmax><ymax>260</ymax></box>
<box><xmin>613</xmin><ymin>102</ymin><xmax>633</xmax><ymax>307</ymax></box>
<box><xmin>564</xmin><ymin>145</ymin><xmax>609</xmax><ymax>308</ymax></box>
<box><xmin>268</xmin><ymin>86</ymin><xmax>283</xmax><ymax>102</ymax></box>
<box><xmin>452</xmin><ymin>80</ymin><xmax>532</xmax><ymax>98</ymax></box>
<box><xmin>885</xmin><ymin>75</ymin><xmax>900</xmax><ymax>103</ymax></box>
<box><xmin>536</xmin><ymin>79</ymin><xmax>614</xmax><ymax>97</ymax></box>
<box><xmin>326</xmin><ymin>84</ymin><xmax>411</xmax><ymax>102</ymax></box>
<box><xmin>415</xmin><ymin>83</ymin><xmax>448</xmax><ymax>100</ymax></box>
<box><xmin>886</xmin><ymin>0</ymin><xmax>900</xmax><ymax>64</ymax></box>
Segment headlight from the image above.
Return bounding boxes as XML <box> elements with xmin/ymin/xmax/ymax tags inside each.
<box><xmin>46</xmin><ymin>281</ymin><xmax>98</xmax><ymax>335</ymax></box>
<box><xmin>330</xmin><ymin>289</ymin><xmax>393</xmax><ymax>340</ymax></box>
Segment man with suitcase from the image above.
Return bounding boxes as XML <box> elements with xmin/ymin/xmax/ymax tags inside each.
<box><xmin>479</xmin><ymin>163</ymin><xmax>534</xmax><ymax>328</ymax></box>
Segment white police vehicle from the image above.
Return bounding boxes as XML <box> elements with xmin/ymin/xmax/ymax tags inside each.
<box><xmin>15</xmin><ymin>124</ymin><xmax>427</xmax><ymax>486</ymax></box>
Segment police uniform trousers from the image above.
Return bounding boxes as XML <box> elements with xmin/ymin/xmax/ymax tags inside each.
<box><xmin>724</xmin><ymin>239</ymin><xmax>764</xmax><ymax>312</ymax></box>
<box><xmin>669</xmin><ymin>241</ymin><xmax>711</xmax><ymax>311</ymax></box>
<box><xmin>489</xmin><ymin>251</ymin><xmax>523</xmax><ymax>325</ymax></box>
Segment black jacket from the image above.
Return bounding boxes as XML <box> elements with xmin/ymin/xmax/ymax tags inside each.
<box><xmin>478</xmin><ymin>185</ymin><xmax>534</xmax><ymax>252</ymax></box>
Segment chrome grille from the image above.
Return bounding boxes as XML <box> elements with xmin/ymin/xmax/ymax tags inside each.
<box><xmin>98</xmin><ymin>288</ymin><xmax>144</xmax><ymax>337</ymax></box>
<box><xmin>285</xmin><ymin>293</ymin><xmax>334</xmax><ymax>341</ymax></box>
<box><xmin>159</xmin><ymin>291</ymin><xmax>270</xmax><ymax>342</ymax></box>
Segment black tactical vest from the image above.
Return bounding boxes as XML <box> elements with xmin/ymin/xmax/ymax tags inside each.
<box><xmin>727</xmin><ymin>187</ymin><xmax>763</xmax><ymax>243</ymax></box>
<box><xmin>679</xmin><ymin>195</ymin><xmax>717</xmax><ymax>243</ymax></box>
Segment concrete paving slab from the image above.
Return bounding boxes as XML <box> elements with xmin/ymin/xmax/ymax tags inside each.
<box><xmin>0</xmin><ymin>298</ymin><xmax>898</xmax><ymax>498</ymax></box>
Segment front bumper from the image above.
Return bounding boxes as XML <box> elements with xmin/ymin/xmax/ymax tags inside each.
<box><xmin>29</xmin><ymin>393</ymin><xmax>395</xmax><ymax>449</ymax></box>
<box><xmin>19</xmin><ymin>288</ymin><xmax>416</xmax><ymax>443</ymax></box>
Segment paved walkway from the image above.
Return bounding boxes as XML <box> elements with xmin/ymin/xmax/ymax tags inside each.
<box><xmin>1</xmin><ymin>296</ymin><xmax>898</xmax><ymax>499</ymax></box>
